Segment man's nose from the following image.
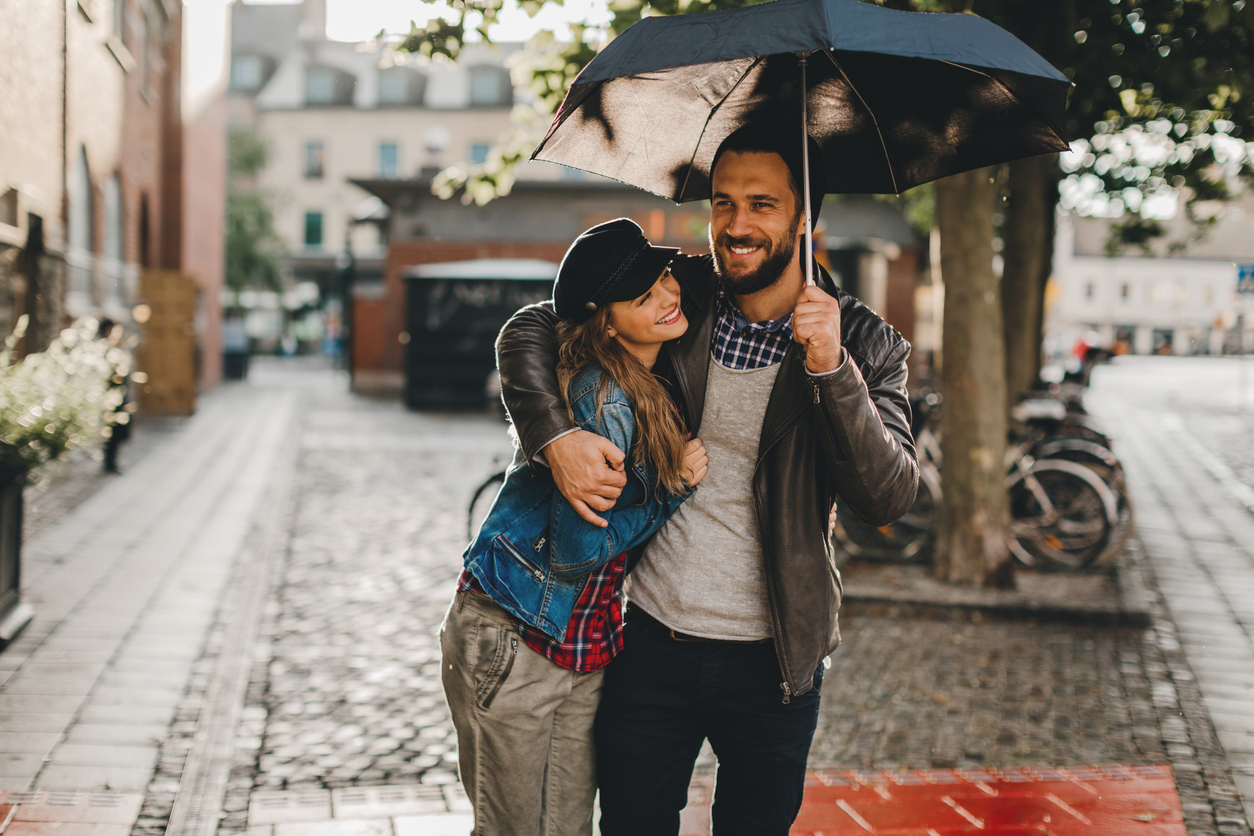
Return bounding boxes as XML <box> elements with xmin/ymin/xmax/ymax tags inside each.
<box><xmin>725</xmin><ymin>206</ymin><xmax>753</xmax><ymax>238</ymax></box>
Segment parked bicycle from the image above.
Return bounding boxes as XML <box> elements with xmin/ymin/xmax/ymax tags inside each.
<box><xmin>831</xmin><ymin>388</ymin><xmax>1133</xmax><ymax>571</ymax></box>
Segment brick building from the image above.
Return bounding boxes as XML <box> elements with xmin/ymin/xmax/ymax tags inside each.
<box><xmin>1</xmin><ymin>0</ymin><xmax>225</xmax><ymax>388</ymax></box>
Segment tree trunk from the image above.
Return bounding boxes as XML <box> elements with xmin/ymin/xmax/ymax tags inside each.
<box><xmin>934</xmin><ymin>167</ymin><xmax>1014</xmax><ymax>588</ymax></box>
<box><xmin>1001</xmin><ymin>154</ymin><xmax>1060</xmax><ymax>412</ymax></box>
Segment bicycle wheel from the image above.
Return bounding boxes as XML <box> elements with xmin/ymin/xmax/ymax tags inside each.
<box><xmin>1007</xmin><ymin>459</ymin><xmax>1118</xmax><ymax>570</ymax></box>
<box><xmin>831</xmin><ymin>462</ymin><xmax>941</xmax><ymax>562</ymax></box>
<box><xmin>467</xmin><ymin>469</ymin><xmax>507</xmax><ymax>540</ymax></box>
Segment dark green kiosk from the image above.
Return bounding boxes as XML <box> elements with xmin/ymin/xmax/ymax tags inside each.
<box><xmin>403</xmin><ymin>259</ymin><xmax>557</xmax><ymax>410</ymax></box>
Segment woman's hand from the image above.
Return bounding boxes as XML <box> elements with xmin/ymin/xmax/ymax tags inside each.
<box><xmin>682</xmin><ymin>438</ymin><xmax>709</xmax><ymax>488</ymax></box>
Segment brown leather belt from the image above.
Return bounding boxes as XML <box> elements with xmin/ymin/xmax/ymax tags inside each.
<box><xmin>627</xmin><ymin>603</ymin><xmax>772</xmax><ymax>645</ymax></box>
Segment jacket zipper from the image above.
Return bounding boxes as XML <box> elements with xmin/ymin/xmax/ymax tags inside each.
<box><xmin>812</xmin><ymin>381</ymin><xmax>820</xmax><ymax>404</ymax></box>
<box><xmin>481</xmin><ymin>636</ymin><xmax>517</xmax><ymax>710</ymax></box>
<box><xmin>781</xmin><ymin>681</ymin><xmax>792</xmax><ymax>704</ymax></box>
<box><xmin>501</xmin><ymin>538</ymin><xmax>545</xmax><ymax>583</ymax></box>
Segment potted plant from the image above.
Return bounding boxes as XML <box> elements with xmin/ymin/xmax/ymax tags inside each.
<box><xmin>0</xmin><ymin>315</ymin><xmax>130</xmax><ymax>647</ymax></box>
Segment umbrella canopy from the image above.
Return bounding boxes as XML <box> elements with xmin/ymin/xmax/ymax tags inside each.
<box><xmin>531</xmin><ymin>0</ymin><xmax>1072</xmax><ymax>199</ymax></box>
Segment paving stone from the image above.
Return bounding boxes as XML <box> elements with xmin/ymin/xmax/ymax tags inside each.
<box><xmin>63</xmin><ymin>725</ymin><xmax>166</xmax><ymax>746</ymax></box>
<box><xmin>0</xmin><ymin>715</ymin><xmax>75</xmax><ymax>734</ymax></box>
<box><xmin>272</xmin><ymin>821</ymin><xmax>391</xmax><ymax>836</ymax></box>
<box><xmin>46</xmin><ymin>744</ymin><xmax>158</xmax><ymax>770</ymax></box>
<box><xmin>0</xmin><ymin>697</ymin><xmax>85</xmax><ymax>715</ymax></box>
<box><xmin>3</xmin><ymin>824</ymin><xmax>132</xmax><ymax>835</ymax></box>
<box><xmin>393</xmin><ymin>813</ymin><xmax>476</xmax><ymax>836</ymax></box>
<box><xmin>74</xmin><ymin>706</ymin><xmax>175</xmax><ymax>727</ymax></box>
<box><xmin>0</xmin><ymin>680</ymin><xmax>97</xmax><ymax>697</ymax></box>
<box><xmin>0</xmin><ymin>734</ymin><xmax>62</xmax><ymax>755</ymax></box>
<box><xmin>34</xmin><ymin>765</ymin><xmax>154</xmax><ymax>791</ymax></box>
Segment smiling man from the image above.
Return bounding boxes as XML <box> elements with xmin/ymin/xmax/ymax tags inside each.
<box><xmin>495</xmin><ymin>120</ymin><xmax>919</xmax><ymax>835</ymax></box>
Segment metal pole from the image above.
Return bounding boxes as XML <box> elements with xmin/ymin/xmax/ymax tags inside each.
<box><xmin>799</xmin><ymin>54</ymin><xmax>814</xmax><ymax>287</ymax></box>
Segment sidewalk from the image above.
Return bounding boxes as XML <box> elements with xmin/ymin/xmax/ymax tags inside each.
<box><xmin>0</xmin><ymin>356</ymin><xmax>1249</xmax><ymax>836</ymax></box>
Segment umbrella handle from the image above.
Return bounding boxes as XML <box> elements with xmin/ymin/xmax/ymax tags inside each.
<box><xmin>799</xmin><ymin>53</ymin><xmax>814</xmax><ymax>287</ymax></box>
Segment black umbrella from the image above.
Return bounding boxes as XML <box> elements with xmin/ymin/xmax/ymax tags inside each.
<box><xmin>531</xmin><ymin>0</ymin><xmax>1072</xmax><ymax>282</ymax></box>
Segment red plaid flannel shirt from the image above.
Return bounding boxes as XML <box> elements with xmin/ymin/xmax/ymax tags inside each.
<box><xmin>456</xmin><ymin>552</ymin><xmax>627</xmax><ymax>672</ymax></box>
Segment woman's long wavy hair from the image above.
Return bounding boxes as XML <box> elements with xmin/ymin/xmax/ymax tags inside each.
<box><xmin>556</xmin><ymin>307</ymin><xmax>689</xmax><ymax>496</ymax></box>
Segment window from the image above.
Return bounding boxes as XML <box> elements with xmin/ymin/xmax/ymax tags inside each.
<box><xmin>231</xmin><ymin>55</ymin><xmax>264</xmax><ymax>91</ymax></box>
<box><xmin>378</xmin><ymin>67</ymin><xmax>424</xmax><ymax>106</ymax></box>
<box><xmin>232</xmin><ymin>56</ymin><xmax>262</xmax><ymax>91</ymax></box>
<box><xmin>1119</xmin><ymin>283</ymin><xmax>1130</xmax><ymax>300</ymax></box>
<box><xmin>1084</xmin><ymin>282</ymin><xmax>1094</xmax><ymax>301</ymax></box>
<box><xmin>468</xmin><ymin>66</ymin><xmax>511</xmax><ymax>107</ymax></box>
<box><xmin>304</xmin><ymin>212</ymin><xmax>323</xmax><ymax>248</ymax></box>
<box><xmin>378</xmin><ymin>143</ymin><xmax>399</xmax><ymax>178</ymax></box>
<box><xmin>303</xmin><ymin>141</ymin><xmax>324</xmax><ymax>179</ymax></box>
<box><xmin>102</xmin><ymin>174</ymin><xmax>124</xmax><ymax>304</ymax></box>
<box><xmin>305</xmin><ymin>68</ymin><xmax>335</xmax><ymax>105</ymax></box>
<box><xmin>68</xmin><ymin>147</ymin><xmax>93</xmax><ymax>296</ymax></box>
<box><xmin>469</xmin><ymin>143</ymin><xmax>490</xmax><ymax>165</ymax></box>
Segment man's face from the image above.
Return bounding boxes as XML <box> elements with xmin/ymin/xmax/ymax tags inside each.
<box><xmin>708</xmin><ymin>151</ymin><xmax>803</xmax><ymax>297</ymax></box>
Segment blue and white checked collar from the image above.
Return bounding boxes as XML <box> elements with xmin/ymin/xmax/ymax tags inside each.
<box><xmin>711</xmin><ymin>292</ymin><xmax>794</xmax><ymax>370</ymax></box>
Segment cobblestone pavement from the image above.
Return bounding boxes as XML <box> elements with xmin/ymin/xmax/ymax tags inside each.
<box><xmin>198</xmin><ymin>359</ymin><xmax>1243</xmax><ymax>836</ymax></box>
<box><xmin>6</xmin><ymin>356</ymin><xmax>1253</xmax><ymax>836</ymax></box>
<box><xmin>1088</xmin><ymin>357</ymin><xmax>1254</xmax><ymax>834</ymax></box>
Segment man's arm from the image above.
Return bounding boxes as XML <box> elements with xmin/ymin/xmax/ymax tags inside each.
<box><xmin>815</xmin><ymin>339</ymin><xmax>919</xmax><ymax>526</ymax></box>
<box><xmin>496</xmin><ymin>302</ymin><xmax>628</xmax><ymax>526</ymax></box>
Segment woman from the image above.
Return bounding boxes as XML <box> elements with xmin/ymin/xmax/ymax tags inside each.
<box><xmin>440</xmin><ymin>218</ymin><xmax>708</xmax><ymax>836</ymax></box>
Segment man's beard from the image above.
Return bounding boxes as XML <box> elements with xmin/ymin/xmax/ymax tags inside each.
<box><xmin>710</xmin><ymin>216</ymin><xmax>802</xmax><ymax>296</ymax></box>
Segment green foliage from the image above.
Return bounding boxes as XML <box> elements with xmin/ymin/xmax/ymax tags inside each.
<box><xmin>225</xmin><ymin>127</ymin><xmax>284</xmax><ymax>299</ymax></box>
<box><xmin>395</xmin><ymin>0</ymin><xmax>1253</xmax><ymax>245</ymax></box>
<box><xmin>0</xmin><ymin>316</ymin><xmax>130</xmax><ymax>479</ymax></box>
<box><xmin>226</xmin><ymin>193</ymin><xmax>284</xmax><ymax>295</ymax></box>
<box><xmin>228</xmin><ymin>127</ymin><xmax>269</xmax><ymax>177</ymax></box>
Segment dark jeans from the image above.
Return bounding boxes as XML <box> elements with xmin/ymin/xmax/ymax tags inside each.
<box><xmin>593</xmin><ymin>615</ymin><xmax>823</xmax><ymax>836</ymax></box>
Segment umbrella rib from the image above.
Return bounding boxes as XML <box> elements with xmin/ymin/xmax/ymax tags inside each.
<box><xmin>823</xmin><ymin>50</ymin><xmax>900</xmax><ymax>195</ymax></box>
<box><xmin>677</xmin><ymin>56</ymin><xmax>765</xmax><ymax>202</ymax></box>
<box><xmin>936</xmin><ymin>60</ymin><xmax>1071</xmax><ymax>151</ymax></box>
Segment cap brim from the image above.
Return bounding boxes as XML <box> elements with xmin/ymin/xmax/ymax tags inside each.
<box><xmin>603</xmin><ymin>245</ymin><xmax>680</xmax><ymax>305</ymax></box>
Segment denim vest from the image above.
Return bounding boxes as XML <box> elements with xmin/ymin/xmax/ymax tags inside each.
<box><xmin>463</xmin><ymin>365</ymin><xmax>692</xmax><ymax>641</ymax></box>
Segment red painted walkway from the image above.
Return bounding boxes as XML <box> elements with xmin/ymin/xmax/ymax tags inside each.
<box><xmin>681</xmin><ymin>765</ymin><xmax>1185</xmax><ymax>835</ymax></box>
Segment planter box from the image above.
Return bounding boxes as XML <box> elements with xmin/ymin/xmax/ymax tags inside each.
<box><xmin>0</xmin><ymin>469</ymin><xmax>33</xmax><ymax>650</ymax></box>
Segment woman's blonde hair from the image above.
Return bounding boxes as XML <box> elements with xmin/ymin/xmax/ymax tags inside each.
<box><xmin>556</xmin><ymin>307</ymin><xmax>689</xmax><ymax>496</ymax></box>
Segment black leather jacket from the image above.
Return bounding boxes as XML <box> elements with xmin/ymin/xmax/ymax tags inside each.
<box><xmin>496</xmin><ymin>253</ymin><xmax>919</xmax><ymax>698</ymax></box>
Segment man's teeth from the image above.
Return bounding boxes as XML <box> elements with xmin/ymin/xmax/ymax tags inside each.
<box><xmin>730</xmin><ymin>245</ymin><xmax>758</xmax><ymax>254</ymax></box>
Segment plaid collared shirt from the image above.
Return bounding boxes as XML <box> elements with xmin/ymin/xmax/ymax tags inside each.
<box><xmin>711</xmin><ymin>291</ymin><xmax>794</xmax><ymax>369</ymax></box>
<box><xmin>456</xmin><ymin>553</ymin><xmax>627</xmax><ymax>672</ymax></box>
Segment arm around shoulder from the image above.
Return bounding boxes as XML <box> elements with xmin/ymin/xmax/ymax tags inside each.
<box><xmin>496</xmin><ymin>302</ymin><xmax>573</xmax><ymax>464</ymax></box>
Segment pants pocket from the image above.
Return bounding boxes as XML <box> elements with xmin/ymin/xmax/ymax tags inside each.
<box><xmin>475</xmin><ymin>623</ymin><xmax>520</xmax><ymax>710</ymax></box>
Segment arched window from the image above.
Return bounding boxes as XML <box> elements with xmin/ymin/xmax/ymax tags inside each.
<box><xmin>378</xmin><ymin>67</ymin><xmax>426</xmax><ymax>107</ymax></box>
<box><xmin>468</xmin><ymin>65</ymin><xmax>512</xmax><ymax>107</ymax></box>
<box><xmin>102</xmin><ymin>174</ymin><xmax>125</xmax><ymax>306</ymax></box>
<box><xmin>68</xmin><ymin>147</ymin><xmax>93</xmax><ymax>297</ymax></box>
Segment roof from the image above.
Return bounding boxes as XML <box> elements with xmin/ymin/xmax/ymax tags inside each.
<box><xmin>404</xmin><ymin>258</ymin><xmax>559</xmax><ymax>281</ymax></box>
<box><xmin>230</xmin><ymin>3</ymin><xmax>302</xmax><ymax>60</ymax></box>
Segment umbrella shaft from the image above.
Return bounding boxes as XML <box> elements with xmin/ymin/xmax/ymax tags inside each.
<box><xmin>799</xmin><ymin>53</ymin><xmax>814</xmax><ymax>287</ymax></box>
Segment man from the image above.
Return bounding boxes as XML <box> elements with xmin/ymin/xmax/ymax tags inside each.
<box><xmin>495</xmin><ymin>121</ymin><xmax>919</xmax><ymax>834</ymax></box>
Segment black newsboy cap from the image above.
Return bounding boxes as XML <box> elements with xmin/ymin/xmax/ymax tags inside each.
<box><xmin>553</xmin><ymin>218</ymin><xmax>679</xmax><ymax>324</ymax></box>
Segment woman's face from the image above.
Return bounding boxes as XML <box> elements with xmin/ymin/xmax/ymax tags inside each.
<box><xmin>607</xmin><ymin>269</ymin><xmax>687</xmax><ymax>352</ymax></box>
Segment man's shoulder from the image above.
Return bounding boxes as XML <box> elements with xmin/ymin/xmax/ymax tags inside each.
<box><xmin>670</xmin><ymin>253</ymin><xmax>718</xmax><ymax>305</ymax></box>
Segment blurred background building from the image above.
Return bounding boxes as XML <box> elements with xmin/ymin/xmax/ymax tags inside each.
<box><xmin>0</xmin><ymin>0</ymin><xmax>225</xmax><ymax>392</ymax></box>
<box><xmin>1048</xmin><ymin>195</ymin><xmax>1254</xmax><ymax>360</ymax></box>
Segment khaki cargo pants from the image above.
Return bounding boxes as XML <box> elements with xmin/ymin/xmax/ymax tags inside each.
<box><xmin>440</xmin><ymin>591</ymin><xmax>603</xmax><ymax>836</ymax></box>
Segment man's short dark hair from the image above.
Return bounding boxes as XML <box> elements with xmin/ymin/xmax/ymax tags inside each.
<box><xmin>710</xmin><ymin>120</ymin><xmax>826</xmax><ymax>229</ymax></box>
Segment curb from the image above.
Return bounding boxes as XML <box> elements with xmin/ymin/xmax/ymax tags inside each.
<box><xmin>839</xmin><ymin>551</ymin><xmax>1154</xmax><ymax>628</ymax></box>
